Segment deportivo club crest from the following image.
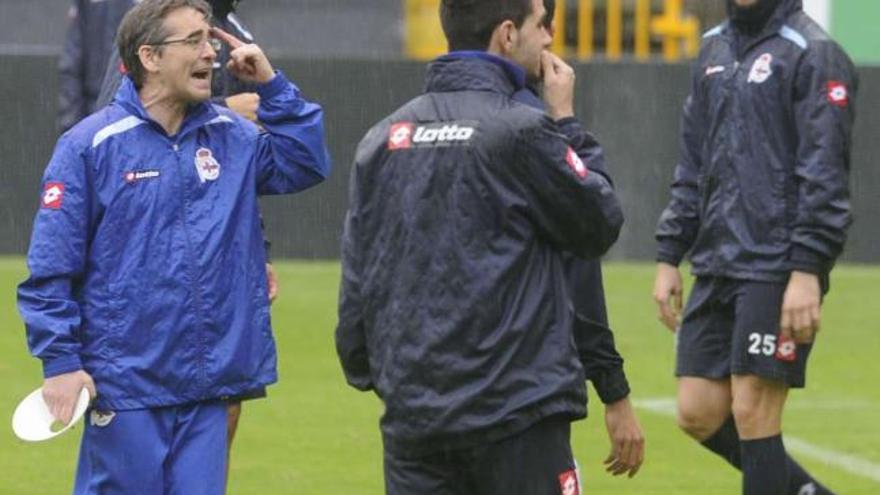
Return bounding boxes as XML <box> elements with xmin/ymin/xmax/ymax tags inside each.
<box><xmin>194</xmin><ymin>147</ymin><xmax>221</xmax><ymax>183</ymax></box>
<box><xmin>748</xmin><ymin>53</ymin><xmax>773</xmax><ymax>84</ymax></box>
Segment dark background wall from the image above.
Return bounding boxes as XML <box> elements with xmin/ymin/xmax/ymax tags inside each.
<box><xmin>1</xmin><ymin>55</ymin><xmax>877</xmax><ymax>262</ymax></box>
<box><xmin>0</xmin><ymin>0</ymin><xmax>403</xmax><ymax>58</ymax></box>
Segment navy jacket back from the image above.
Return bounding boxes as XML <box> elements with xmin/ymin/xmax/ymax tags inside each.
<box><xmin>336</xmin><ymin>54</ymin><xmax>623</xmax><ymax>457</ymax></box>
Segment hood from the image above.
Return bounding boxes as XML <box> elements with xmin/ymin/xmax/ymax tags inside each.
<box><xmin>726</xmin><ymin>0</ymin><xmax>802</xmax><ymax>35</ymax></box>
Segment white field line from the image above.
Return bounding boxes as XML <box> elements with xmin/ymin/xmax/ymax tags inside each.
<box><xmin>634</xmin><ymin>398</ymin><xmax>880</xmax><ymax>484</ymax></box>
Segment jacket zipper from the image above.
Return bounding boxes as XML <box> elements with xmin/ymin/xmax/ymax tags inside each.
<box><xmin>173</xmin><ymin>140</ymin><xmax>211</xmax><ymax>392</ymax></box>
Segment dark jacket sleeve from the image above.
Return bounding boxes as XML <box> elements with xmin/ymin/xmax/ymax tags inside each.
<box><xmin>58</xmin><ymin>1</ymin><xmax>86</xmax><ymax>133</ymax></box>
<box><xmin>566</xmin><ymin>258</ymin><xmax>630</xmax><ymax>404</ymax></box>
<box><xmin>515</xmin><ymin>117</ymin><xmax>624</xmax><ymax>259</ymax></box>
<box><xmin>655</xmin><ymin>61</ymin><xmax>705</xmax><ymax>266</ymax></box>
<box><xmin>576</xmin><ymin>315</ymin><xmax>631</xmax><ymax>404</ymax></box>
<box><xmin>556</xmin><ymin>117</ymin><xmax>612</xmax><ymax>185</ymax></box>
<box><xmin>788</xmin><ymin>41</ymin><xmax>857</xmax><ymax>274</ymax></box>
<box><xmin>335</xmin><ymin>149</ymin><xmax>373</xmax><ymax>391</ymax></box>
<box><xmin>95</xmin><ymin>49</ymin><xmax>124</xmax><ymax>109</ymax></box>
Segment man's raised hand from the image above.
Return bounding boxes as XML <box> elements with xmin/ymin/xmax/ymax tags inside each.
<box><xmin>211</xmin><ymin>27</ymin><xmax>275</xmax><ymax>84</ymax></box>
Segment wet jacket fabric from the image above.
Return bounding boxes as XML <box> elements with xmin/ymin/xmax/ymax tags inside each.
<box><xmin>18</xmin><ymin>72</ymin><xmax>330</xmax><ymax>411</ymax></box>
<box><xmin>336</xmin><ymin>53</ymin><xmax>624</xmax><ymax>457</ymax></box>
<box><xmin>656</xmin><ymin>0</ymin><xmax>857</xmax><ymax>281</ymax></box>
<box><xmin>513</xmin><ymin>86</ymin><xmax>630</xmax><ymax>405</ymax></box>
<box><xmin>95</xmin><ymin>10</ymin><xmax>258</xmax><ymax>110</ymax></box>
<box><xmin>58</xmin><ymin>0</ymin><xmax>137</xmax><ymax>133</ymax></box>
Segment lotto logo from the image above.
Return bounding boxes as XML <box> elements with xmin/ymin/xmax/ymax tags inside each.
<box><xmin>41</xmin><ymin>182</ymin><xmax>65</xmax><ymax>209</ymax></box>
<box><xmin>388</xmin><ymin>122</ymin><xmax>414</xmax><ymax>150</ymax></box>
<box><xmin>388</xmin><ymin>121</ymin><xmax>477</xmax><ymax>150</ymax></box>
<box><xmin>704</xmin><ymin>65</ymin><xmax>726</xmax><ymax>77</ymax></box>
<box><xmin>124</xmin><ymin>170</ymin><xmax>160</xmax><ymax>184</ymax></box>
<box><xmin>412</xmin><ymin>123</ymin><xmax>475</xmax><ymax>144</ymax></box>
<box><xmin>827</xmin><ymin>81</ymin><xmax>849</xmax><ymax>107</ymax></box>
<box><xmin>565</xmin><ymin>147</ymin><xmax>588</xmax><ymax>178</ymax></box>
<box><xmin>558</xmin><ymin>470</ymin><xmax>580</xmax><ymax>495</ymax></box>
<box><xmin>775</xmin><ymin>335</ymin><xmax>797</xmax><ymax>362</ymax></box>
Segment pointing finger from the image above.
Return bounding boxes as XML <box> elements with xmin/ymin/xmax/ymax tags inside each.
<box><xmin>211</xmin><ymin>26</ymin><xmax>244</xmax><ymax>50</ymax></box>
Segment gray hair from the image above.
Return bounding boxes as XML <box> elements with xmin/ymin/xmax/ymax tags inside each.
<box><xmin>117</xmin><ymin>0</ymin><xmax>213</xmax><ymax>87</ymax></box>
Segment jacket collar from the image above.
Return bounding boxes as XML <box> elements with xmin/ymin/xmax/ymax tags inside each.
<box><xmin>113</xmin><ymin>76</ymin><xmax>219</xmax><ymax>138</ymax></box>
<box><xmin>425</xmin><ymin>51</ymin><xmax>527</xmax><ymax>96</ymax></box>
<box><xmin>513</xmin><ymin>84</ymin><xmax>545</xmax><ymax>110</ymax></box>
<box><xmin>724</xmin><ymin>0</ymin><xmax>802</xmax><ymax>58</ymax></box>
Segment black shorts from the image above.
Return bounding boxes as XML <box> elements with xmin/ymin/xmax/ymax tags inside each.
<box><xmin>384</xmin><ymin>416</ymin><xmax>581</xmax><ymax>495</ymax></box>
<box><xmin>676</xmin><ymin>277</ymin><xmax>813</xmax><ymax>388</ymax></box>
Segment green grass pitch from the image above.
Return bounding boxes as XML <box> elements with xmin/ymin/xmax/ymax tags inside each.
<box><xmin>1</xmin><ymin>257</ymin><xmax>878</xmax><ymax>493</ymax></box>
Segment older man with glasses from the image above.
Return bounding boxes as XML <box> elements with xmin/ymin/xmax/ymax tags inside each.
<box><xmin>17</xmin><ymin>1</ymin><xmax>330</xmax><ymax>493</ymax></box>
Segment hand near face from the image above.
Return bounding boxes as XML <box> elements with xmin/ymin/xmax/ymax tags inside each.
<box><xmin>541</xmin><ymin>50</ymin><xmax>575</xmax><ymax>120</ymax></box>
<box><xmin>211</xmin><ymin>27</ymin><xmax>275</xmax><ymax>84</ymax></box>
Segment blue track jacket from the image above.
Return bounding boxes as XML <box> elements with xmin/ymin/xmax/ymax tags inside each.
<box><xmin>19</xmin><ymin>72</ymin><xmax>330</xmax><ymax>410</ymax></box>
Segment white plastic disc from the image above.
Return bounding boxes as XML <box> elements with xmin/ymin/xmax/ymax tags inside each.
<box><xmin>12</xmin><ymin>387</ymin><xmax>90</xmax><ymax>442</ymax></box>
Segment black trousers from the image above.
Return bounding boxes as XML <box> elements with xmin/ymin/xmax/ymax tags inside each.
<box><xmin>384</xmin><ymin>416</ymin><xmax>580</xmax><ymax>495</ymax></box>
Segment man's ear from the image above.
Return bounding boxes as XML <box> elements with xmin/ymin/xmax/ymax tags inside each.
<box><xmin>487</xmin><ymin>19</ymin><xmax>518</xmax><ymax>57</ymax></box>
<box><xmin>138</xmin><ymin>45</ymin><xmax>161</xmax><ymax>76</ymax></box>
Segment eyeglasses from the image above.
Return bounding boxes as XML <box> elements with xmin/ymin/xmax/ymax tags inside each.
<box><xmin>150</xmin><ymin>34</ymin><xmax>222</xmax><ymax>52</ymax></box>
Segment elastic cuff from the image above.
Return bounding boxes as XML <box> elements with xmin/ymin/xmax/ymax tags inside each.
<box><xmin>789</xmin><ymin>246</ymin><xmax>827</xmax><ymax>275</ymax></box>
<box><xmin>555</xmin><ymin>117</ymin><xmax>582</xmax><ymax>141</ymax></box>
<box><xmin>255</xmin><ymin>70</ymin><xmax>291</xmax><ymax>100</ymax></box>
<box><xmin>593</xmin><ymin>368</ymin><xmax>631</xmax><ymax>405</ymax></box>
<box><xmin>344</xmin><ymin>372</ymin><xmax>374</xmax><ymax>392</ymax></box>
<box><xmin>656</xmin><ymin>240</ymin><xmax>688</xmax><ymax>266</ymax></box>
<box><xmin>42</xmin><ymin>354</ymin><xmax>83</xmax><ymax>379</ymax></box>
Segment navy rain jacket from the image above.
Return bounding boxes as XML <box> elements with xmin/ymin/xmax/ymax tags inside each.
<box><xmin>656</xmin><ymin>0</ymin><xmax>857</xmax><ymax>281</ymax></box>
<box><xmin>58</xmin><ymin>0</ymin><xmax>137</xmax><ymax>133</ymax></box>
<box><xmin>336</xmin><ymin>53</ymin><xmax>623</xmax><ymax>457</ymax></box>
<box><xmin>19</xmin><ymin>72</ymin><xmax>330</xmax><ymax>410</ymax></box>
<box><xmin>513</xmin><ymin>85</ymin><xmax>630</xmax><ymax>405</ymax></box>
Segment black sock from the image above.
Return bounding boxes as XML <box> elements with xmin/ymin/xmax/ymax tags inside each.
<box><xmin>701</xmin><ymin>416</ymin><xmax>742</xmax><ymax>468</ymax></box>
<box><xmin>701</xmin><ymin>420</ymin><xmax>835</xmax><ymax>495</ymax></box>
<box><xmin>787</xmin><ymin>458</ymin><xmax>835</xmax><ymax>495</ymax></box>
<box><xmin>741</xmin><ymin>435</ymin><xmax>789</xmax><ymax>495</ymax></box>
